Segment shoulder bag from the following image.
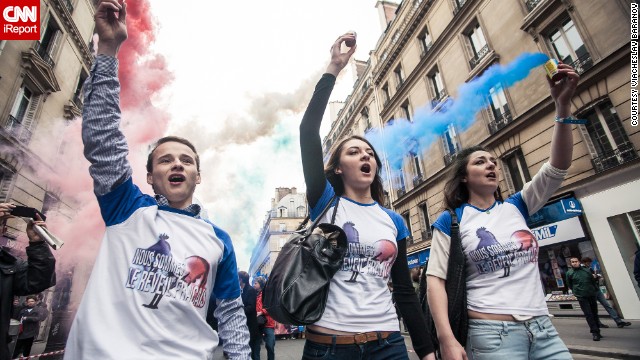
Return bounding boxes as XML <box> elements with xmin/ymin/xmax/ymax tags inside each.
<box><xmin>420</xmin><ymin>209</ymin><xmax>468</xmax><ymax>358</ymax></box>
<box><xmin>263</xmin><ymin>196</ymin><xmax>347</xmax><ymax>325</ymax></box>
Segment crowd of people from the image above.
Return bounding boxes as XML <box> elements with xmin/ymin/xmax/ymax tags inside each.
<box><xmin>0</xmin><ymin>0</ymin><xmax>637</xmax><ymax>359</ymax></box>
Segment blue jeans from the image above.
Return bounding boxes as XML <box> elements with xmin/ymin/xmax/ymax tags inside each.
<box><xmin>302</xmin><ymin>331</ymin><xmax>408</xmax><ymax>360</ymax></box>
<box><xmin>596</xmin><ymin>291</ymin><xmax>621</xmax><ymax>323</ymax></box>
<box><xmin>466</xmin><ymin>316</ymin><xmax>571</xmax><ymax>360</ymax></box>
<box><xmin>263</xmin><ymin>327</ymin><xmax>276</xmax><ymax>360</ymax></box>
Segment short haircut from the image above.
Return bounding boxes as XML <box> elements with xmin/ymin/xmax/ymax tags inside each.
<box><xmin>569</xmin><ymin>256</ymin><xmax>581</xmax><ymax>262</ymax></box>
<box><xmin>581</xmin><ymin>257</ymin><xmax>592</xmax><ymax>263</ymax></box>
<box><xmin>146</xmin><ymin>136</ymin><xmax>200</xmax><ymax>173</ymax></box>
<box><xmin>238</xmin><ymin>271</ymin><xmax>250</xmax><ymax>286</ymax></box>
<box><xmin>26</xmin><ymin>295</ymin><xmax>38</xmax><ymax>302</ymax></box>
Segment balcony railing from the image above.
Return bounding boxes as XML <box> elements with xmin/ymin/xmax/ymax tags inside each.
<box><xmin>568</xmin><ymin>53</ymin><xmax>593</xmax><ymax>75</ymax></box>
<box><xmin>4</xmin><ymin>115</ymin><xmax>34</xmax><ymax>144</ymax></box>
<box><xmin>396</xmin><ymin>188</ymin><xmax>406</xmax><ymax>198</ymax></box>
<box><xmin>421</xmin><ymin>229</ymin><xmax>433</xmax><ymax>241</ymax></box>
<box><xmin>64</xmin><ymin>0</ymin><xmax>74</xmax><ymax>13</ymax></box>
<box><xmin>591</xmin><ymin>142</ymin><xmax>638</xmax><ymax>173</ymax></box>
<box><xmin>444</xmin><ymin>152</ymin><xmax>457</xmax><ymax>166</ymax></box>
<box><xmin>420</xmin><ymin>42</ymin><xmax>432</xmax><ymax>58</ymax></box>
<box><xmin>33</xmin><ymin>41</ymin><xmax>54</xmax><ymax>67</ymax></box>
<box><xmin>526</xmin><ymin>0</ymin><xmax>543</xmax><ymax>11</ymax></box>
<box><xmin>487</xmin><ymin>108</ymin><xmax>513</xmax><ymax>134</ymax></box>
<box><xmin>453</xmin><ymin>0</ymin><xmax>468</xmax><ymax>15</ymax></box>
<box><xmin>413</xmin><ymin>174</ymin><xmax>423</xmax><ymax>187</ymax></box>
<box><xmin>430</xmin><ymin>89</ymin><xmax>448</xmax><ymax>108</ymax></box>
<box><xmin>469</xmin><ymin>44</ymin><xmax>490</xmax><ymax>70</ymax></box>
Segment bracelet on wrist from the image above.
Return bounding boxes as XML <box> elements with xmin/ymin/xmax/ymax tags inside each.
<box><xmin>554</xmin><ymin>115</ymin><xmax>586</xmax><ymax>125</ymax></box>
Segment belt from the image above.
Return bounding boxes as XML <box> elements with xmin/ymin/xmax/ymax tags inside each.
<box><xmin>305</xmin><ymin>331</ymin><xmax>395</xmax><ymax>345</ymax></box>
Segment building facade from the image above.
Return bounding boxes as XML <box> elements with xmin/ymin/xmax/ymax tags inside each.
<box><xmin>0</xmin><ymin>0</ymin><xmax>95</xmax><ymax>354</ymax></box>
<box><xmin>325</xmin><ymin>0</ymin><xmax>638</xmax><ymax>318</ymax></box>
<box><xmin>249</xmin><ymin>187</ymin><xmax>309</xmax><ymax>279</ymax></box>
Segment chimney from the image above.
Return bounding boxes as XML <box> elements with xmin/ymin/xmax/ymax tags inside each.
<box><xmin>376</xmin><ymin>1</ymin><xmax>399</xmax><ymax>31</ymax></box>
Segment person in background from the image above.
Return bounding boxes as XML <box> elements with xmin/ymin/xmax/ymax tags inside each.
<box><xmin>580</xmin><ymin>257</ymin><xmax>631</xmax><ymax>328</ymax></box>
<box><xmin>411</xmin><ymin>267</ymin><xmax>421</xmax><ymax>296</ymax></box>
<box><xmin>239</xmin><ymin>271</ymin><xmax>260</xmax><ymax>360</ymax></box>
<box><xmin>0</xmin><ymin>203</ymin><xmax>56</xmax><ymax>360</ymax></box>
<box><xmin>253</xmin><ymin>277</ymin><xmax>275</xmax><ymax>360</ymax></box>
<box><xmin>12</xmin><ymin>295</ymin><xmax>42</xmax><ymax>358</ymax></box>
<box><xmin>567</xmin><ymin>257</ymin><xmax>602</xmax><ymax>341</ymax></box>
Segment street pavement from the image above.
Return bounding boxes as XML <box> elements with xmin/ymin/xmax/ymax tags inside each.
<box><xmin>212</xmin><ymin>317</ymin><xmax>640</xmax><ymax>359</ymax></box>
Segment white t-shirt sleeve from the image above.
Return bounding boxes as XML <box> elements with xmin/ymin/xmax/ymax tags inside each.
<box><xmin>521</xmin><ymin>162</ymin><xmax>568</xmax><ymax>215</ymax></box>
<box><xmin>426</xmin><ymin>228</ymin><xmax>451</xmax><ymax>280</ymax></box>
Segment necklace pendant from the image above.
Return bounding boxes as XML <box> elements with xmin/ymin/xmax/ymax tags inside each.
<box><xmin>486</xmin><ymin>210</ymin><xmax>491</xmax><ymax>214</ymax></box>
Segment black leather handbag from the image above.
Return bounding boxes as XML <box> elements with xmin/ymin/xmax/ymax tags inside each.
<box><xmin>420</xmin><ymin>209</ymin><xmax>468</xmax><ymax>357</ymax></box>
<box><xmin>263</xmin><ymin>197</ymin><xmax>347</xmax><ymax>325</ymax></box>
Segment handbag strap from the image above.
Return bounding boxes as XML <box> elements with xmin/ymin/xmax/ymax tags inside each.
<box><xmin>448</xmin><ymin>209</ymin><xmax>459</xmax><ymax>245</ymax></box>
<box><xmin>297</xmin><ymin>195</ymin><xmax>341</xmax><ymax>234</ymax></box>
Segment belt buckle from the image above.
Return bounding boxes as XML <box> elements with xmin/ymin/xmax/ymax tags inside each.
<box><xmin>353</xmin><ymin>333</ymin><xmax>368</xmax><ymax>344</ymax></box>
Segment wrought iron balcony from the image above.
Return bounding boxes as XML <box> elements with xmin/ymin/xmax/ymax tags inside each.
<box><xmin>453</xmin><ymin>0</ymin><xmax>468</xmax><ymax>15</ymax></box>
<box><xmin>444</xmin><ymin>152</ymin><xmax>457</xmax><ymax>166</ymax></box>
<box><xmin>568</xmin><ymin>53</ymin><xmax>593</xmax><ymax>75</ymax></box>
<box><xmin>413</xmin><ymin>174</ymin><xmax>423</xmax><ymax>187</ymax></box>
<box><xmin>487</xmin><ymin>109</ymin><xmax>513</xmax><ymax>134</ymax></box>
<box><xmin>4</xmin><ymin>115</ymin><xmax>33</xmax><ymax>144</ymax></box>
<box><xmin>430</xmin><ymin>89</ymin><xmax>448</xmax><ymax>108</ymax></box>
<box><xmin>64</xmin><ymin>0</ymin><xmax>74</xmax><ymax>13</ymax></box>
<box><xmin>397</xmin><ymin>188</ymin><xmax>406</xmax><ymax>198</ymax></box>
<box><xmin>469</xmin><ymin>45</ymin><xmax>490</xmax><ymax>70</ymax></box>
<box><xmin>591</xmin><ymin>142</ymin><xmax>638</xmax><ymax>173</ymax></box>
<box><xmin>420</xmin><ymin>42</ymin><xmax>432</xmax><ymax>58</ymax></box>
<box><xmin>526</xmin><ymin>0</ymin><xmax>543</xmax><ymax>11</ymax></box>
<box><xmin>33</xmin><ymin>41</ymin><xmax>55</xmax><ymax>67</ymax></box>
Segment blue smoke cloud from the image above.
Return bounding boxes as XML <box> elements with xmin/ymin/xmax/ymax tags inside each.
<box><xmin>366</xmin><ymin>52</ymin><xmax>549</xmax><ymax>172</ymax></box>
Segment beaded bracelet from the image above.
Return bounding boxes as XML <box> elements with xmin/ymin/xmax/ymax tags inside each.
<box><xmin>555</xmin><ymin>116</ymin><xmax>587</xmax><ymax>125</ymax></box>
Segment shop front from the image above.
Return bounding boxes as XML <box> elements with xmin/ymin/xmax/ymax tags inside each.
<box><xmin>407</xmin><ymin>248</ymin><xmax>430</xmax><ymax>269</ymax></box>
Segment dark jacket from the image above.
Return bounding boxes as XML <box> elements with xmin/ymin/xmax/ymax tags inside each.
<box><xmin>0</xmin><ymin>243</ymin><xmax>56</xmax><ymax>359</ymax></box>
<box><xmin>16</xmin><ymin>307</ymin><xmax>41</xmax><ymax>339</ymax></box>
<box><xmin>566</xmin><ymin>265</ymin><xmax>598</xmax><ymax>298</ymax></box>
<box><xmin>240</xmin><ymin>285</ymin><xmax>259</xmax><ymax>340</ymax></box>
<box><xmin>634</xmin><ymin>249</ymin><xmax>640</xmax><ymax>287</ymax></box>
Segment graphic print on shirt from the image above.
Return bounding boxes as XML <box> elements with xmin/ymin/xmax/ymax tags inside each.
<box><xmin>125</xmin><ymin>233</ymin><xmax>211</xmax><ymax>309</ymax></box>
<box><xmin>341</xmin><ymin>222</ymin><xmax>397</xmax><ymax>282</ymax></box>
<box><xmin>468</xmin><ymin>227</ymin><xmax>538</xmax><ymax>278</ymax></box>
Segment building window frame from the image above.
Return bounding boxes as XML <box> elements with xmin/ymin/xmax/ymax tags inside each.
<box><xmin>501</xmin><ymin>148</ymin><xmax>531</xmax><ymax>194</ymax></box>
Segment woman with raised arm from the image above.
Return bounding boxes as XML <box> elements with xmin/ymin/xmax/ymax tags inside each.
<box><xmin>426</xmin><ymin>62</ymin><xmax>580</xmax><ymax>360</ymax></box>
<box><xmin>298</xmin><ymin>32</ymin><xmax>435</xmax><ymax>360</ymax></box>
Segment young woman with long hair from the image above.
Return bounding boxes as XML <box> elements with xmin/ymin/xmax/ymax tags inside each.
<box><xmin>298</xmin><ymin>33</ymin><xmax>435</xmax><ymax>360</ymax></box>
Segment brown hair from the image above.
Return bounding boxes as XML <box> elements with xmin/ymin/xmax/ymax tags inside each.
<box><xmin>146</xmin><ymin>136</ymin><xmax>200</xmax><ymax>173</ymax></box>
<box><xmin>324</xmin><ymin>135</ymin><xmax>385</xmax><ymax>204</ymax></box>
<box><xmin>443</xmin><ymin>145</ymin><xmax>503</xmax><ymax>210</ymax></box>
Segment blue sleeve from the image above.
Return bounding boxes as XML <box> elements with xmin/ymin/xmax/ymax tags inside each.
<box><xmin>381</xmin><ymin>208</ymin><xmax>410</xmax><ymax>241</ymax></box>
<box><xmin>211</xmin><ymin>224</ymin><xmax>242</xmax><ymax>299</ymax></box>
<box><xmin>505</xmin><ymin>192</ymin><xmax>529</xmax><ymax>219</ymax></box>
<box><xmin>432</xmin><ymin>211</ymin><xmax>452</xmax><ymax>237</ymax></box>
<box><xmin>97</xmin><ymin>178</ymin><xmax>156</xmax><ymax>226</ymax></box>
<box><xmin>309</xmin><ymin>181</ymin><xmax>335</xmax><ymax>221</ymax></box>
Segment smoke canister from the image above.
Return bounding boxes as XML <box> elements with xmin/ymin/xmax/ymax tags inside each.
<box><xmin>544</xmin><ymin>59</ymin><xmax>566</xmax><ymax>82</ymax></box>
<box><xmin>345</xmin><ymin>31</ymin><xmax>357</xmax><ymax>47</ymax></box>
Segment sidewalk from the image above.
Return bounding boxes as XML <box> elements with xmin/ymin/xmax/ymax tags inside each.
<box><xmin>552</xmin><ymin>316</ymin><xmax>640</xmax><ymax>359</ymax></box>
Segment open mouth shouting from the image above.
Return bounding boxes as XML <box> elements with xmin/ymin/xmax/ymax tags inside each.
<box><xmin>486</xmin><ymin>171</ymin><xmax>497</xmax><ymax>180</ymax></box>
<box><xmin>168</xmin><ymin>174</ymin><xmax>186</xmax><ymax>185</ymax></box>
<box><xmin>361</xmin><ymin>163</ymin><xmax>372</xmax><ymax>174</ymax></box>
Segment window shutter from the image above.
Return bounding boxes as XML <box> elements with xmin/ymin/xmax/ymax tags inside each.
<box><xmin>47</xmin><ymin>30</ymin><xmax>63</xmax><ymax>59</ymax></box>
<box><xmin>577</xmin><ymin>124</ymin><xmax>598</xmax><ymax>159</ymax></box>
<box><xmin>500</xmin><ymin>159</ymin><xmax>516</xmax><ymax>194</ymax></box>
<box><xmin>9</xmin><ymin>87</ymin><xmax>25</xmax><ymax>117</ymax></box>
<box><xmin>20</xmin><ymin>94</ymin><xmax>41</xmax><ymax>143</ymax></box>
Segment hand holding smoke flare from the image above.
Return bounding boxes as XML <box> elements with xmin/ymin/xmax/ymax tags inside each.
<box><xmin>366</xmin><ymin>52</ymin><xmax>550</xmax><ymax>173</ymax></box>
<box><xmin>10</xmin><ymin>206</ymin><xmax>64</xmax><ymax>250</ymax></box>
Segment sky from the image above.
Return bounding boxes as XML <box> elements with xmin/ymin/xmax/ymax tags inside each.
<box><xmin>145</xmin><ymin>1</ymin><xmax>389</xmax><ymax>269</ymax></box>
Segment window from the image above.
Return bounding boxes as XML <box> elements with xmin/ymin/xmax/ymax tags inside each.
<box><xmin>411</xmin><ymin>152</ymin><xmax>424</xmax><ymax>186</ymax></box>
<box><xmin>6</xmin><ymin>84</ymin><xmax>40</xmax><ymax>143</ymax></box>
<box><xmin>487</xmin><ymin>84</ymin><xmax>512</xmax><ymax>133</ymax></box>
<box><xmin>502</xmin><ymin>149</ymin><xmax>531</xmax><ymax>193</ymax></box>
<box><xmin>402</xmin><ymin>212</ymin><xmax>412</xmax><ymax>241</ymax></box>
<box><xmin>418</xmin><ymin>202</ymin><xmax>432</xmax><ymax>240</ymax></box>
<box><xmin>547</xmin><ymin>18</ymin><xmax>592</xmax><ymax>73</ymax></box>
<box><xmin>429</xmin><ymin>69</ymin><xmax>446</xmax><ymax>106</ymax></box>
<box><xmin>418</xmin><ymin>26</ymin><xmax>432</xmax><ymax>55</ymax></box>
<box><xmin>279</xmin><ymin>223</ymin><xmax>286</xmax><ymax>232</ymax></box>
<box><xmin>394</xmin><ymin>65</ymin><xmax>405</xmax><ymax>88</ymax></box>
<box><xmin>396</xmin><ymin>171</ymin><xmax>406</xmax><ymax>198</ymax></box>
<box><xmin>42</xmin><ymin>192</ymin><xmax>60</xmax><ymax>215</ymax></box>
<box><xmin>442</xmin><ymin>123</ymin><xmax>461</xmax><ymax>164</ymax></box>
<box><xmin>467</xmin><ymin>23</ymin><xmax>489</xmax><ymax>69</ymax></box>
<box><xmin>0</xmin><ymin>164</ymin><xmax>15</xmax><ymax>202</ymax></box>
<box><xmin>580</xmin><ymin>101</ymin><xmax>637</xmax><ymax>173</ymax></box>
<box><xmin>72</xmin><ymin>71</ymin><xmax>88</xmax><ymax>107</ymax></box>
<box><xmin>278</xmin><ymin>207</ymin><xmax>286</xmax><ymax>217</ymax></box>
<box><xmin>297</xmin><ymin>205</ymin><xmax>306</xmax><ymax>217</ymax></box>
<box><xmin>382</xmin><ymin>83</ymin><xmax>390</xmax><ymax>105</ymax></box>
<box><xmin>362</xmin><ymin>107</ymin><xmax>371</xmax><ymax>133</ymax></box>
<box><xmin>37</xmin><ymin>18</ymin><xmax>63</xmax><ymax>67</ymax></box>
<box><xmin>401</xmin><ymin>101</ymin><xmax>412</xmax><ymax>122</ymax></box>
<box><xmin>8</xmin><ymin>86</ymin><xmax>32</xmax><ymax>127</ymax></box>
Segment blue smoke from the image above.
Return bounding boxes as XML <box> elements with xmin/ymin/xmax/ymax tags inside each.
<box><xmin>366</xmin><ymin>52</ymin><xmax>549</xmax><ymax>172</ymax></box>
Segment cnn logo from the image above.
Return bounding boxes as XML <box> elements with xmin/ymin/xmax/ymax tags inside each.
<box><xmin>1</xmin><ymin>0</ymin><xmax>40</xmax><ymax>41</ymax></box>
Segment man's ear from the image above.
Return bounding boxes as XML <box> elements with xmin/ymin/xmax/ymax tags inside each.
<box><xmin>147</xmin><ymin>173</ymin><xmax>153</xmax><ymax>185</ymax></box>
<box><xmin>196</xmin><ymin>172</ymin><xmax>201</xmax><ymax>185</ymax></box>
